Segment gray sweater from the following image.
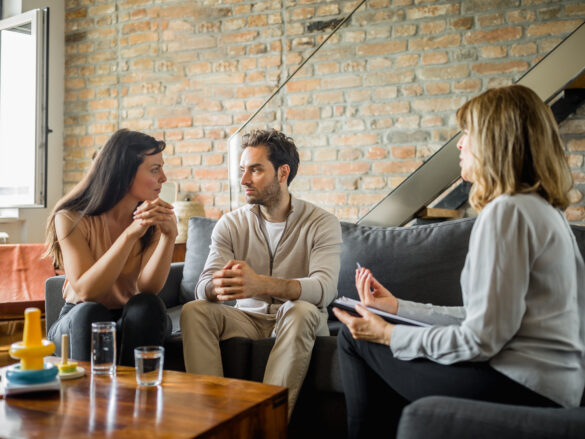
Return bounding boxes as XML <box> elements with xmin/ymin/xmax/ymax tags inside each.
<box><xmin>391</xmin><ymin>194</ymin><xmax>585</xmax><ymax>408</ymax></box>
<box><xmin>196</xmin><ymin>196</ymin><xmax>342</xmax><ymax>315</ymax></box>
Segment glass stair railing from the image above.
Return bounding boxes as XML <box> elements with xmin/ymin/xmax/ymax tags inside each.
<box><xmin>359</xmin><ymin>21</ymin><xmax>585</xmax><ymax>226</ymax></box>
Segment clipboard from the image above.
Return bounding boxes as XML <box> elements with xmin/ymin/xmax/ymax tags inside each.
<box><xmin>332</xmin><ymin>296</ymin><xmax>430</xmax><ymax>327</ymax></box>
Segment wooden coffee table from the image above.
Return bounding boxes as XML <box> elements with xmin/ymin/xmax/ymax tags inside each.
<box><xmin>0</xmin><ymin>360</ymin><xmax>287</xmax><ymax>438</ymax></box>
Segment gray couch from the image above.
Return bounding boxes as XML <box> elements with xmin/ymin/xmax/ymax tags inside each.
<box><xmin>45</xmin><ymin>216</ymin><xmax>585</xmax><ymax>438</ymax></box>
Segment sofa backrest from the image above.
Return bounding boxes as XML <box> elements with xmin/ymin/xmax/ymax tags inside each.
<box><xmin>181</xmin><ymin>217</ymin><xmax>217</xmax><ymax>303</ymax></box>
<box><xmin>339</xmin><ymin>218</ymin><xmax>475</xmax><ymax>306</ymax></box>
<box><xmin>181</xmin><ymin>216</ymin><xmax>585</xmax><ymax>309</ymax></box>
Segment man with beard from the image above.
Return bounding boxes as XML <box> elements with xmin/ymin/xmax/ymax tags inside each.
<box><xmin>180</xmin><ymin>129</ymin><xmax>342</xmax><ymax>419</ymax></box>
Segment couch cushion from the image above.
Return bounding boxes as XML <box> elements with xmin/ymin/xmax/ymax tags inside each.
<box><xmin>338</xmin><ymin>218</ymin><xmax>476</xmax><ymax>307</ymax></box>
<box><xmin>180</xmin><ymin>217</ymin><xmax>218</xmax><ymax>304</ymax></box>
<box><xmin>397</xmin><ymin>396</ymin><xmax>585</xmax><ymax>439</ymax></box>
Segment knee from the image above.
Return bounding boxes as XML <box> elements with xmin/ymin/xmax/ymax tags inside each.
<box><xmin>70</xmin><ymin>302</ymin><xmax>112</xmax><ymax>328</ymax></box>
<box><xmin>49</xmin><ymin>302</ymin><xmax>110</xmax><ymax>347</ymax></box>
<box><xmin>126</xmin><ymin>292</ymin><xmax>165</xmax><ymax>315</ymax></box>
<box><xmin>123</xmin><ymin>294</ymin><xmax>168</xmax><ymax>329</ymax></box>
<box><xmin>278</xmin><ymin>300</ymin><xmax>321</xmax><ymax>329</ymax></box>
<box><xmin>180</xmin><ymin>300</ymin><xmax>216</xmax><ymax>326</ymax></box>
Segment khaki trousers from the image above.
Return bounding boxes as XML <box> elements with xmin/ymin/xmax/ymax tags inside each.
<box><xmin>180</xmin><ymin>299</ymin><xmax>328</xmax><ymax>418</ymax></box>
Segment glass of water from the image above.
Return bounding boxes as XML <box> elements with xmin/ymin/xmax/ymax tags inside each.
<box><xmin>91</xmin><ymin>322</ymin><xmax>116</xmax><ymax>375</ymax></box>
<box><xmin>134</xmin><ymin>346</ymin><xmax>164</xmax><ymax>386</ymax></box>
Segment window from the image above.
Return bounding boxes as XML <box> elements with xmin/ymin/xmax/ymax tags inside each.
<box><xmin>0</xmin><ymin>8</ymin><xmax>48</xmax><ymax>208</ymax></box>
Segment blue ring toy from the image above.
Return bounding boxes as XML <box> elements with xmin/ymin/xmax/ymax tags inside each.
<box><xmin>5</xmin><ymin>362</ymin><xmax>58</xmax><ymax>385</ymax></box>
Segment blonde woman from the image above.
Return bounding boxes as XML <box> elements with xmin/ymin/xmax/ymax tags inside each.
<box><xmin>333</xmin><ymin>85</ymin><xmax>585</xmax><ymax>438</ymax></box>
<box><xmin>45</xmin><ymin>129</ymin><xmax>177</xmax><ymax>366</ymax></box>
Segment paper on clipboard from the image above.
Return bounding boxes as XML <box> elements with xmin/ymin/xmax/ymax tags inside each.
<box><xmin>332</xmin><ymin>296</ymin><xmax>431</xmax><ymax>327</ymax></box>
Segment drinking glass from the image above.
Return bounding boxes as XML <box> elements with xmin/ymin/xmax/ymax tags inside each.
<box><xmin>134</xmin><ymin>346</ymin><xmax>164</xmax><ymax>386</ymax></box>
<box><xmin>91</xmin><ymin>322</ymin><xmax>116</xmax><ymax>375</ymax></box>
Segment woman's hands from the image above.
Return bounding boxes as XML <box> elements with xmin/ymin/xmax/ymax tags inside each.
<box><xmin>131</xmin><ymin>198</ymin><xmax>178</xmax><ymax>239</ymax></box>
<box><xmin>332</xmin><ymin>303</ymin><xmax>394</xmax><ymax>346</ymax></box>
<box><xmin>355</xmin><ymin>267</ymin><xmax>399</xmax><ymax>314</ymax></box>
<box><xmin>331</xmin><ymin>266</ymin><xmax>399</xmax><ymax>346</ymax></box>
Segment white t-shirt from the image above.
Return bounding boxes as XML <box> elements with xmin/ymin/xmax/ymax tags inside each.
<box><xmin>264</xmin><ymin>220</ymin><xmax>286</xmax><ymax>255</ymax></box>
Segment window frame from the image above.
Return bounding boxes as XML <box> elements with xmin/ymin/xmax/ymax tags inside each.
<box><xmin>0</xmin><ymin>8</ymin><xmax>49</xmax><ymax>209</ymax></box>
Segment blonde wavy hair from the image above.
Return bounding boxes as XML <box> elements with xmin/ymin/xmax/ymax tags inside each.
<box><xmin>456</xmin><ymin>85</ymin><xmax>573</xmax><ymax>212</ymax></box>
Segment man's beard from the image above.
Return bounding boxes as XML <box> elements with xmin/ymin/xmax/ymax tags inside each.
<box><xmin>245</xmin><ymin>175</ymin><xmax>281</xmax><ymax>208</ymax></box>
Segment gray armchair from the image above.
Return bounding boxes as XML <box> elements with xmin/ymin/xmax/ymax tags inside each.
<box><xmin>397</xmin><ymin>395</ymin><xmax>585</xmax><ymax>439</ymax></box>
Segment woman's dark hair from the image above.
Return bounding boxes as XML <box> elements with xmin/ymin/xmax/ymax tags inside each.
<box><xmin>241</xmin><ymin>129</ymin><xmax>299</xmax><ymax>185</ymax></box>
<box><xmin>45</xmin><ymin>129</ymin><xmax>166</xmax><ymax>268</ymax></box>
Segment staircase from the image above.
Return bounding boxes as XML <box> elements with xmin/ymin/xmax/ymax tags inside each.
<box><xmin>358</xmin><ymin>21</ymin><xmax>585</xmax><ymax>227</ymax></box>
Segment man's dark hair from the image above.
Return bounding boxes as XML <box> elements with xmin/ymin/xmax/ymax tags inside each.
<box><xmin>241</xmin><ymin>129</ymin><xmax>299</xmax><ymax>186</ymax></box>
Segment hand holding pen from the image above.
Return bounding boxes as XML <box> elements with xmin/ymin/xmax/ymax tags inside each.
<box><xmin>354</xmin><ymin>261</ymin><xmax>399</xmax><ymax>314</ymax></box>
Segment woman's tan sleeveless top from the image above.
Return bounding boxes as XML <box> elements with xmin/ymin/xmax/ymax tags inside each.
<box><xmin>60</xmin><ymin>211</ymin><xmax>146</xmax><ymax>309</ymax></box>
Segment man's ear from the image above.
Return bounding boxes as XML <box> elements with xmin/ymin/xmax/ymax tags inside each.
<box><xmin>278</xmin><ymin>164</ymin><xmax>290</xmax><ymax>184</ymax></box>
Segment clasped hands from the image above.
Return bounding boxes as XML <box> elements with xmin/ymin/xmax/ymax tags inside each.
<box><xmin>332</xmin><ymin>267</ymin><xmax>399</xmax><ymax>346</ymax></box>
<box><xmin>130</xmin><ymin>198</ymin><xmax>178</xmax><ymax>238</ymax></box>
<box><xmin>212</xmin><ymin>260</ymin><xmax>263</xmax><ymax>301</ymax></box>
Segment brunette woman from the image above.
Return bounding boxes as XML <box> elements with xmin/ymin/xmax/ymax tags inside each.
<box><xmin>45</xmin><ymin>129</ymin><xmax>177</xmax><ymax>366</ymax></box>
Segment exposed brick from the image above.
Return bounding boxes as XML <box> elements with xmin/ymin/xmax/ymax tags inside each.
<box><xmin>166</xmin><ymin>168</ymin><xmax>192</xmax><ymax>180</ymax></box>
<box><xmin>471</xmin><ymin>60</ymin><xmax>529</xmax><ymax>75</ymax></box>
<box><xmin>312</xmin><ymin>177</ymin><xmax>335</xmax><ymax>190</ymax></box>
<box><xmin>412</xmin><ymin>97</ymin><xmax>466</xmax><ymax>112</ymax></box>
<box><xmin>565</xmin><ymin>206</ymin><xmax>585</xmax><ymax>221</ymax></box>
<box><xmin>405</xmin><ymin>4</ymin><xmax>459</xmax><ymax>20</ymax></box>
<box><xmin>509</xmin><ymin>42</ymin><xmax>537</xmax><ymax>57</ymax></box>
<box><xmin>293</xmin><ymin>121</ymin><xmax>319</xmax><ymax>134</ymax></box>
<box><xmin>365</xmin><ymin>70</ymin><xmax>414</xmax><ymax>86</ymax></box>
<box><xmin>409</xmin><ymin>34</ymin><xmax>461</xmax><ymax>51</ymax></box>
<box><xmin>62</xmin><ymin>0</ymin><xmax>585</xmax><ymax>226</ymax></box>
<box><xmin>453</xmin><ymin>79</ymin><xmax>482</xmax><ymax>92</ymax></box>
<box><xmin>568</xmin><ymin>139</ymin><xmax>585</xmax><ymax>152</ymax></box>
<box><xmin>372</xmin><ymin>160</ymin><xmax>423</xmax><ymax>174</ymax></box>
<box><xmin>357</xmin><ymin>41</ymin><xmax>407</xmax><ymax>56</ymax></box>
<box><xmin>332</xmin><ymin>134</ymin><xmax>379</xmax><ymax>146</ymax></box>
<box><xmin>322</xmin><ymin>75</ymin><xmax>362</xmax><ymax>89</ymax></box>
<box><xmin>396</xmin><ymin>54</ymin><xmax>419</xmax><ymax>68</ymax></box>
<box><xmin>420</xmin><ymin>20</ymin><xmax>446</xmax><ymax>35</ymax></box>
<box><xmin>285</xmin><ymin>107</ymin><xmax>320</xmax><ymax>120</ymax></box>
<box><xmin>569</xmin><ymin>188</ymin><xmax>584</xmax><ymax>203</ymax></box>
<box><xmin>478</xmin><ymin>13</ymin><xmax>505</xmax><ymax>27</ymax></box>
<box><xmin>367</xmin><ymin>146</ymin><xmax>387</xmax><ymax>159</ymax></box>
<box><xmin>481</xmin><ymin>45</ymin><xmax>507</xmax><ymax>58</ymax></box>
<box><xmin>347</xmin><ymin>193</ymin><xmax>385</xmax><ymax>206</ymax></box>
<box><xmin>422</xmin><ymin>52</ymin><xmax>448</xmax><ymax>66</ymax></box>
<box><xmin>361</xmin><ymin>102</ymin><xmax>410</xmax><ymax>116</ymax></box>
<box><xmin>394</xmin><ymin>24</ymin><xmax>417</xmax><ymax>37</ymax></box>
<box><xmin>450</xmin><ymin>17</ymin><xmax>473</xmax><ymax>30</ymax></box>
<box><xmin>347</xmin><ymin>90</ymin><xmax>371</xmax><ymax>102</ymax></box>
<box><xmin>465</xmin><ymin>27</ymin><xmax>522</xmax><ymax>45</ymax></box>
<box><xmin>286</xmin><ymin>79</ymin><xmax>321</xmax><ymax>92</ymax></box>
<box><xmin>507</xmin><ymin>9</ymin><xmax>536</xmax><ymax>23</ymax></box>
<box><xmin>527</xmin><ymin>20</ymin><xmax>582</xmax><ymax>37</ymax></box>
<box><xmin>193</xmin><ymin>168</ymin><xmax>229</xmax><ymax>180</ymax></box>
<box><xmin>325</xmin><ymin>162</ymin><xmax>370</xmax><ymax>175</ymax></box>
<box><xmin>418</xmin><ymin>64</ymin><xmax>469</xmax><ymax>80</ymax></box>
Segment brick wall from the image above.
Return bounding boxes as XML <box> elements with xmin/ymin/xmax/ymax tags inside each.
<box><xmin>63</xmin><ymin>0</ymin><xmax>585</xmax><ymax>223</ymax></box>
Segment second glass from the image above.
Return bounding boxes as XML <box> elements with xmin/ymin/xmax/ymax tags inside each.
<box><xmin>134</xmin><ymin>346</ymin><xmax>164</xmax><ymax>386</ymax></box>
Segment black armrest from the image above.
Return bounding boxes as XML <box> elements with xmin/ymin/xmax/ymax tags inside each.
<box><xmin>158</xmin><ymin>262</ymin><xmax>184</xmax><ymax>308</ymax></box>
